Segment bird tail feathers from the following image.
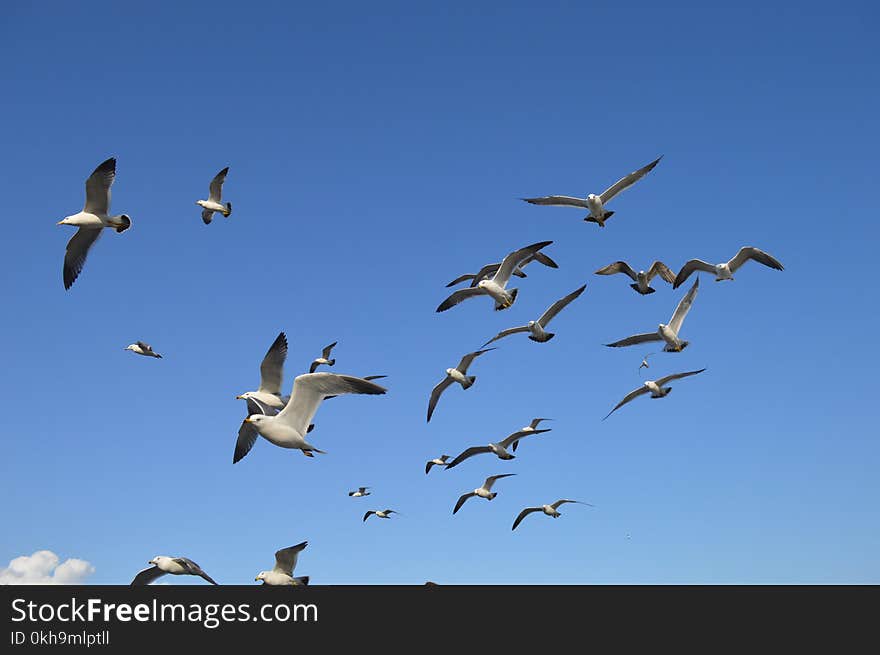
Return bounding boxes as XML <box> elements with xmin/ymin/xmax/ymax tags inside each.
<box><xmin>462</xmin><ymin>375</ymin><xmax>476</xmax><ymax>389</ymax></box>
<box><xmin>223</xmin><ymin>202</ymin><xmax>232</xmax><ymax>217</ymax></box>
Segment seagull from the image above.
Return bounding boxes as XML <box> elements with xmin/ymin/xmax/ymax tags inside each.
<box><xmin>444</xmin><ymin>427</ymin><xmax>552</xmax><ymax>469</ymax></box>
<box><xmin>349</xmin><ymin>487</ymin><xmax>371</xmax><ymax>497</ymax></box>
<box><xmin>236</xmin><ymin>332</ymin><xmax>289</xmax><ymax>414</ymax></box>
<box><xmin>124</xmin><ymin>341</ymin><xmax>163</xmax><ymax>358</ymax></box>
<box><xmin>255</xmin><ymin>541</ymin><xmax>309</xmax><ymax>586</ymax></box>
<box><xmin>234</xmin><ymin>372</ymin><xmax>387</xmax><ymax>463</ymax></box>
<box><xmin>521</xmin><ymin>156</ymin><xmax>662</xmax><ymax>227</ymax></box>
<box><xmin>482</xmin><ymin>284</ymin><xmax>586</xmax><ymax>347</ymax></box>
<box><xmin>436</xmin><ymin>241</ymin><xmax>553</xmax><ymax>312</ymax></box>
<box><xmin>427</xmin><ymin>348</ymin><xmax>495</xmax><ymax>422</ymax></box>
<box><xmin>603</xmin><ymin>369</ymin><xmax>706</xmax><ymax>420</ymax></box>
<box><xmin>511</xmin><ymin>500</ymin><xmax>593</xmax><ymax>531</ymax></box>
<box><xmin>453</xmin><ymin>474</ymin><xmax>516</xmax><ymax>515</ymax></box>
<box><xmin>130</xmin><ymin>556</ymin><xmax>218</xmax><ymax>585</ymax></box>
<box><xmin>638</xmin><ymin>353</ymin><xmax>657</xmax><ymax>373</ymax></box>
<box><xmin>196</xmin><ymin>167</ymin><xmax>232</xmax><ymax>224</ymax></box>
<box><xmin>363</xmin><ymin>509</ymin><xmax>397</xmax><ymax>522</ymax></box>
<box><xmin>605</xmin><ymin>277</ymin><xmax>699</xmax><ymax>352</ymax></box>
<box><xmin>57</xmin><ymin>157</ymin><xmax>131</xmax><ymax>290</ymax></box>
<box><xmin>425</xmin><ymin>455</ymin><xmax>451</xmax><ymax>474</ymax></box>
<box><xmin>673</xmin><ymin>246</ymin><xmax>784</xmax><ymax>289</ymax></box>
<box><xmin>309</xmin><ymin>342</ymin><xmax>337</xmax><ymax>373</ymax></box>
<box><xmin>511</xmin><ymin>417</ymin><xmax>552</xmax><ymax>452</ymax></box>
<box><xmin>445</xmin><ymin>251</ymin><xmax>559</xmax><ymax>288</ymax></box>
<box><xmin>595</xmin><ymin>261</ymin><xmax>675</xmax><ymax>295</ymax></box>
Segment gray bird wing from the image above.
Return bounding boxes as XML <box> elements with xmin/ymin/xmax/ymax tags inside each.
<box><xmin>603</xmin><ymin>386</ymin><xmax>651</xmax><ymax>420</ymax></box>
<box><xmin>453</xmin><ymin>492</ymin><xmax>476</xmax><ymax>515</ymax></box>
<box><xmin>482</xmin><ymin>325</ymin><xmax>529</xmax><ymax>347</ymax></box>
<box><xmin>727</xmin><ymin>246</ymin><xmax>784</xmax><ymax>273</ymax></box>
<box><xmin>258</xmin><ymin>332</ymin><xmax>288</xmax><ymax>395</ymax></box>
<box><xmin>321</xmin><ymin>342</ymin><xmax>338</xmax><ymax>359</ymax></box>
<box><xmin>208</xmin><ymin>167</ymin><xmax>228</xmax><ymax>202</ymax></box>
<box><xmin>427</xmin><ymin>377</ymin><xmax>454</xmax><ymax>423</ymax></box>
<box><xmin>483</xmin><ymin>473</ymin><xmax>516</xmax><ymax>491</ymax></box>
<box><xmin>605</xmin><ymin>332</ymin><xmax>663</xmax><ymax>348</ymax></box>
<box><xmin>655</xmin><ymin>368</ymin><xmax>707</xmax><ymax>387</ymax></box>
<box><xmin>521</xmin><ymin>195</ymin><xmax>588</xmax><ymax>208</ymax></box>
<box><xmin>456</xmin><ymin>348</ymin><xmax>494</xmax><ymax>373</ymax></box>
<box><xmin>492</xmin><ymin>241</ymin><xmax>553</xmax><ymax>287</ymax></box>
<box><xmin>668</xmin><ymin>277</ymin><xmax>699</xmax><ymax>334</ymax></box>
<box><xmin>512</xmin><ymin>507</ymin><xmax>543</xmax><ymax>531</ymax></box>
<box><xmin>233</xmin><ymin>419</ymin><xmax>260</xmax><ymax>464</ymax></box>
<box><xmin>444</xmin><ymin>446</ymin><xmax>493</xmax><ymax>470</ymax></box>
<box><xmin>130</xmin><ymin>566</ymin><xmax>165</xmax><ymax>586</ymax></box>
<box><xmin>436</xmin><ymin>286</ymin><xmax>487</xmax><ymax>312</ymax></box>
<box><xmin>83</xmin><ymin>157</ymin><xmax>116</xmax><ymax>215</ymax></box>
<box><xmin>537</xmin><ymin>284</ymin><xmax>586</xmax><ymax>327</ymax></box>
<box><xmin>63</xmin><ymin>227</ymin><xmax>102</xmax><ymax>290</ymax></box>
<box><xmin>595</xmin><ymin>261</ymin><xmax>638</xmax><ymax>281</ymax></box>
<box><xmin>446</xmin><ymin>273</ymin><xmax>477</xmax><ymax>287</ymax></box>
<box><xmin>274</xmin><ymin>541</ymin><xmax>308</xmax><ymax>575</ymax></box>
<box><xmin>673</xmin><ymin>259</ymin><xmax>716</xmax><ymax>289</ymax></box>
<box><xmin>648</xmin><ymin>261</ymin><xmax>676</xmax><ymax>284</ymax></box>
<box><xmin>598</xmin><ymin>156</ymin><xmax>662</xmax><ymax>203</ymax></box>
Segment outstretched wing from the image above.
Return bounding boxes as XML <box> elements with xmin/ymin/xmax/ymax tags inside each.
<box><xmin>175</xmin><ymin>558</ymin><xmax>218</xmax><ymax>585</ymax></box>
<box><xmin>277</xmin><ymin>373</ymin><xmax>386</xmax><ymax>436</ymax></box>
<box><xmin>444</xmin><ymin>446</ymin><xmax>493</xmax><ymax>470</ymax></box>
<box><xmin>655</xmin><ymin>368</ymin><xmax>706</xmax><ymax>387</ymax></box>
<box><xmin>427</xmin><ymin>377</ymin><xmax>454</xmax><ymax>423</ymax></box>
<box><xmin>595</xmin><ymin>261</ymin><xmax>638</xmax><ymax>281</ymax></box>
<box><xmin>321</xmin><ymin>342</ymin><xmax>338</xmax><ymax>359</ymax></box>
<box><xmin>551</xmin><ymin>499</ymin><xmax>591</xmax><ymax>509</ymax></box>
<box><xmin>452</xmin><ymin>492</ymin><xmax>476</xmax><ymax>515</ymax></box>
<box><xmin>258</xmin><ymin>332</ymin><xmax>288</xmax><ymax>395</ymax></box>
<box><xmin>130</xmin><ymin>566</ymin><xmax>165</xmax><ymax>586</ymax></box>
<box><xmin>63</xmin><ymin>227</ymin><xmax>102</xmax><ymax>290</ymax></box>
<box><xmin>481</xmin><ymin>325</ymin><xmax>529</xmax><ymax>347</ymax></box>
<box><xmin>521</xmin><ymin>195</ymin><xmax>588</xmax><ymax>208</ymax></box>
<box><xmin>511</xmin><ymin>507</ymin><xmax>542</xmax><ymax>531</ymax></box>
<box><xmin>208</xmin><ymin>167</ymin><xmax>228</xmax><ymax>202</ymax></box>
<box><xmin>274</xmin><ymin>541</ymin><xmax>308</xmax><ymax>575</ymax></box>
<box><xmin>537</xmin><ymin>284</ymin><xmax>586</xmax><ymax>327</ymax></box>
<box><xmin>456</xmin><ymin>348</ymin><xmax>495</xmax><ymax>373</ymax></box>
<box><xmin>605</xmin><ymin>332</ymin><xmax>662</xmax><ymax>348</ymax></box>
<box><xmin>598</xmin><ymin>156</ymin><xmax>662</xmax><ymax>203</ymax></box>
<box><xmin>363</xmin><ymin>511</ymin><xmax>376</xmax><ymax>522</ymax></box>
<box><xmin>668</xmin><ymin>277</ymin><xmax>699</xmax><ymax>334</ymax></box>
<box><xmin>500</xmin><ymin>428</ymin><xmax>551</xmax><ymax>449</ymax></box>
<box><xmin>83</xmin><ymin>157</ymin><xmax>116</xmax><ymax>215</ymax></box>
<box><xmin>531</xmin><ymin>251</ymin><xmax>559</xmax><ymax>269</ymax></box>
<box><xmin>436</xmin><ymin>286</ymin><xmax>487</xmax><ymax>312</ymax></box>
<box><xmin>603</xmin><ymin>386</ymin><xmax>650</xmax><ymax>420</ymax></box>
<box><xmin>728</xmin><ymin>246</ymin><xmax>784</xmax><ymax>273</ymax></box>
<box><xmin>492</xmin><ymin>241</ymin><xmax>553</xmax><ymax>287</ymax></box>
<box><xmin>483</xmin><ymin>473</ymin><xmax>516</xmax><ymax>491</ymax></box>
<box><xmin>446</xmin><ymin>273</ymin><xmax>476</xmax><ymax>288</ymax></box>
<box><xmin>233</xmin><ymin>418</ymin><xmax>260</xmax><ymax>463</ymax></box>
<box><xmin>672</xmin><ymin>259</ymin><xmax>716</xmax><ymax>289</ymax></box>
<box><xmin>648</xmin><ymin>261</ymin><xmax>676</xmax><ymax>283</ymax></box>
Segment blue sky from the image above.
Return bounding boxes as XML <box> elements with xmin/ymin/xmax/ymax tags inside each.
<box><xmin>1</xmin><ymin>1</ymin><xmax>878</xmax><ymax>584</ymax></box>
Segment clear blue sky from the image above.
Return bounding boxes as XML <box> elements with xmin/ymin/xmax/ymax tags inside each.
<box><xmin>1</xmin><ymin>1</ymin><xmax>878</xmax><ymax>584</ymax></box>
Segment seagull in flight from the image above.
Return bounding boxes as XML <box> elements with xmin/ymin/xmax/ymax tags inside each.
<box><xmin>445</xmin><ymin>251</ymin><xmax>559</xmax><ymax>288</ymax></box>
<box><xmin>124</xmin><ymin>341</ymin><xmax>163</xmax><ymax>358</ymax></box>
<box><xmin>511</xmin><ymin>417</ymin><xmax>552</xmax><ymax>452</ymax></box>
<box><xmin>197</xmin><ymin>167</ymin><xmax>232</xmax><ymax>224</ymax></box>
<box><xmin>57</xmin><ymin>157</ymin><xmax>131</xmax><ymax>290</ymax></box>
<box><xmin>603</xmin><ymin>368</ymin><xmax>706</xmax><ymax>420</ymax></box>
<box><xmin>521</xmin><ymin>156</ymin><xmax>662</xmax><ymax>227</ymax></box>
<box><xmin>436</xmin><ymin>241</ymin><xmax>553</xmax><ymax>312</ymax></box>
<box><xmin>444</xmin><ymin>427</ymin><xmax>552</xmax><ymax>469</ymax></box>
<box><xmin>673</xmin><ymin>246</ymin><xmax>784</xmax><ymax>289</ymax></box>
<box><xmin>234</xmin><ymin>373</ymin><xmax>387</xmax><ymax>463</ymax></box>
<box><xmin>425</xmin><ymin>455</ymin><xmax>451</xmax><ymax>474</ymax></box>
<box><xmin>482</xmin><ymin>284</ymin><xmax>586</xmax><ymax>346</ymax></box>
<box><xmin>595</xmin><ymin>261</ymin><xmax>675</xmax><ymax>295</ymax></box>
<box><xmin>427</xmin><ymin>348</ymin><xmax>495</xmax><ymax>422</ymax></box>
<box><xmin>605</xmin><ymin>277</ymin><xmax>699</xmax><ymax>352</ymax></box>
<box><xmin>309</xmin><ymin>342</ymin><xmax>338</xmax><ymax>373</ymax></box>
<box><xmin>349</xmin><ymin>487</ymin><xmax>371</xmax><ymax>497</ymax></box>
<box><xmin>511</xmin><ymin>500</ymin><xmax>593</xmax><ymax>531</ymax></box>
<box><xmin>236</xmin><ymin>332</ymin><xmax>290</xmax><ymax>415</ymax></box>
<box><xmin>255</xmin><ymin>541</ymin><xmax>309</xmax><ymax>586</ymax></box>
<box><xmin>131</xmin><ymin>556</ymin><xmax>218</xmax><ymax>585</ymax></box>
<box><xmin>638</xmin><ymin>353</ymin><xmax>657</xmax><ymax>373</ymax></box>
<box><xmin>453</xmin><ymin>474</ymin><xmax>516</xmax><ymax>515</ymax></box>
<box><xmin>363</xmin><ymin>509</ymin><xmax>398</xmax><ymax>522</ymax></box>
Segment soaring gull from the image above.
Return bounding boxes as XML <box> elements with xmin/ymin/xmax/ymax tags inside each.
<box><xmin>511</xmin><ymin>500</ymin><xmax>593</xmax><ymax>531</ymax></box>
<box><xmin>236</xmin><ymin>332</ymin><xmax>290</xmax><ymax>414</ymax></box>
<box><xmin>605</xmin><ymin>277</ymin><xmax>699</xmax><ymax>352</ymax></box>
<box><xmin>124</xmin><ymin>341</ymin><xmax>162</xmax><ymax>358</ymax></box>
<box><xmin>595</xmin><ymin>261</ymin><xmax>675</xmax><ymax>295</ymax></box>
<box><xmin>446</xmin><ymin>251</ymin><xmax>559</xmax><ymax>288</ymax></box>
<box><xmin>425</xmin><ymin>455</ymin><xmax>451</xmax><ymax>474</ymax></box>
<box><xmin>309</xmin><ymin>342</ymin><xmax>338</xmax><ymax>373</ymax></box>
<box><xmin>673</xmin><ymin>246</ymin><xmax>784</xmax><ymax>289</ymax></box>
<box><xmin>57</xmin><ymin>157</ymin><xmax>131</xmax><ymax>290</ymax></box>
<box><xmin>453</xmin><ymin>474</ymin><xmax>516</xmax><ymax>515</ymax></box>
<box><xmin>436</xmin><ymin>241</ymin><xmax>553</xmax><ymax>312</ymax></box>
<box><xmin>363</xmin><ymin>509</ymin><xmax>398</xmax><ymax>522</ymax></box>
<box><xmin>255</xmin><ymin>541</ymin><xmax>309</xmax><ymax>586</ymax></box>
<box><xmin>444</xmin><ymin>427</ymin><xmax>552</xmax><ymax>469</ymax></box>
<box><xmin>482</xmin><ymin>284</ymin><xmax>586</xmax><ymax>346</ymax></box>
<box><xmin>197</xmin><ymin>167</ymin><xmax>232</xmax><ymax>224</ymax></box>
<box><xmin>349</xmin><ymin>487</ymin><xmax>371</xmax><ymax>497</ymax></box>
<box><xmin>603</xmin><ymin>369</ymin><xmax>706</xmax><ymax>420</ymax></box>
<box><xmin>521</xmin><ymin>156</ymin><xmax>662</xmax><ymax>227</ymax></box>
<box><xmin>234</xmin><ymin>372</ymin><xmax>387</xmax><ymax>463</ymax></box>
<box><xmin>131</xmin><ymin>556</ymin><xmax>218</xmax><ymax>585</ymax></box>
<box><xmin>427</xmin><ymin>348</ymin><xmax>495</xmax><ymax>422</ymax></box>
<box><xmin>511</xmin><ymin>417</ymin><xmax>552</xmax><ymax>453</ymax></box>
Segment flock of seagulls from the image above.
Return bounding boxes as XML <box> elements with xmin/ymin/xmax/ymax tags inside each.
<box><xmin>54</xmin><ymin>153</ymin><xmax>783</xmax><ymax>584</ymax></box>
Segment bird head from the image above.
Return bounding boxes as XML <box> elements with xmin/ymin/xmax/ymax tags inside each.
<box><xmin>527</xmin><ymin>320</ymin><xmax>536</xmax><ymax>328</ymax></box>
<box><xmin>255</xmin><ymin>572</ymin><xmax>266</xmax><ymax>582</ymax></box>
<box><xmin>56</xmin><ymin>216</ymin><xmax>73</xmax><ymax>226</ymax></box>
<box><xmin>236</xmin><ymin>392</ymin><xmax>250</xmax><ymax>400</ymax></box>
<box><xmin>476</xmin><ymin>280</ymin><xmax>490</xmax><ymax>291</ymax></box>
<box><xmin>243</xmin><ymin>415</ymin><xmax>266</xmax><ymax>426</ymax></box>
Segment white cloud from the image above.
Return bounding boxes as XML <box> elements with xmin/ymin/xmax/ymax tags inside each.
<box><xmin>0</xmin><ymin>550</ymin><xmax>95</xmax><ymax>585</ymax></box>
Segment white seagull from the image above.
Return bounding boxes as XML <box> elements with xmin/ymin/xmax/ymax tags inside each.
<box><xmin>197</xmin><ymin>167</ymin><xmax>232</xmax><ymax>224</ymax></box>
<box><xmin>511</xmin><ymin>417</ymin><xmax>552</xmax><ymax>452</ymax></box>
<box><xmin>603</xmin><ymin>368</ymin><xmax>706</xmax><ymax>420</ymax></box>
<box><xmin>521</xmin><ymin>156</ymin><xmax>662</xmax><ymax>227</ymax></box>
<box><xmin>309</xmin><ymin>342</ymin><xmax>337</xmax><ymax>373</ymax></box>
<box><xmin>233</xmin><ymin>372</ymin><xmax>387</xmax><ymax>463</ymax></box>
<box><xmin>453</xmin><ymin>473</ymin><xmax>516</xmax><ymax>515</ymax></box>
<box><xmin>673</xmin><ymin>246</ymin><xmax>784</xmax><ymax>289</ymax></box>
<box><xmin>595</xmin><ymin>260</ymin><xmax>675</xmax><ymax>295</ymax></box>
<box><xmin>605</xmin><ymin>277</ymin><xmax>699</xmax><ymax>352</ymax></box>
<box><xmin>363</xmin><ymin>509</ymin><xmax>397</xmax><ymax>522</ymax></box>
<box><xmin>57</xmin><ymin>157</ymin><xmax>131</xmax><ymax>290</ymax></box>
<box><xmin>482</xmin><ymin>284</ymin><xmax>586</xmax><ymax>346</ymax></box>
<box><xmin>445</xmin><ymin>251</ymin><xmax>559</xmax><ymax>288</ymax></box>
<box><xmin>130</xmin><ymin>556</ymin><xmax>218</xmax><ymax>585</ymax></box>
<box><xmin>511</xmin><ymin>500</ymin><xmax>593</xmax><ymax>531</ymax></box>
<box><xmin>349</xmin><ymin>487</ymin><xmax>371</xmax><ymax>497</ymax></box>
<box><xmin>639</xmin><ymin>353</ymin><xmax>657</xmax><ymax>372</ymax></box>
<box><xmin>427</xmin><ymin>348</ymin><xmax>495</xmax><ymax>422</ymax></box>
<box><xmin>236</xmin><ymin>332</ymin><xmax>290</xmax><ymax>414</ymax></box>
<box><xmin>124</xmin><ymin>341</ymin><xmax>163</xmax><ymax>358</ymax></box>
<box><xmin>436</xmin><ymin>241</ymin><xmax>553</xmax><ymax>312</ymax></box>
<box><xmin>444</xmin><ymin>427</ymin><xmax>552</xmax><ymax>469</ymax></box>
<box><xmin>425</xmin><ymin>455</ymin><xmax>451</xmax><ymax>474</ymax></box>
<box><xmin>255</xmin><ymin>541</ymin><xmax>309</xmax><ymax>586</ymax></box>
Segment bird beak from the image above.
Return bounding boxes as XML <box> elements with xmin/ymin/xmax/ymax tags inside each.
<box><xmin>56</xmin><ymin>220</ymin><xmax>65</xmax><ymax>225</ymax></box>
<box><xmin>243</xmin><ymin>417</ymin><xmax>253</xmax><ymax>423</ymax></box>
<box><xmin>235</xmin><ymin>395</ymin><xmax>243</xmax><ymax>400</ymax></box>
<box><xmin>254</xmin><ymin>576</ymin><xmax>260</xmax><ymax>581</ymax></box>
